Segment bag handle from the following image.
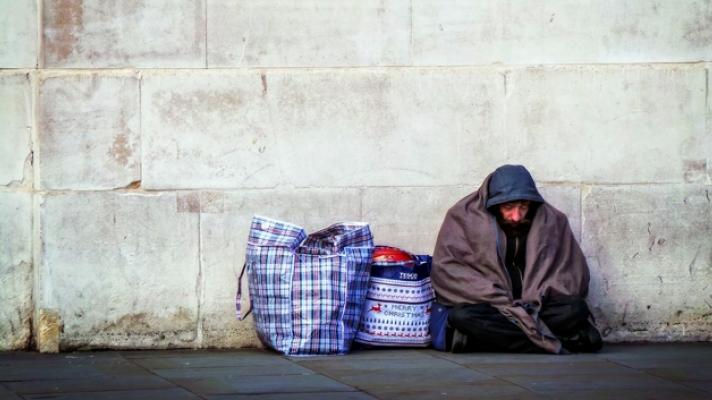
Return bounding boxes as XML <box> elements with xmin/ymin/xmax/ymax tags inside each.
<box><xmin>236</xmin><ymin>262</ymin><xmax>252</xmax><ymax>321</ymax></box>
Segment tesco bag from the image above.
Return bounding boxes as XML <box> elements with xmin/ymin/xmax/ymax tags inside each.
<box><xmin>355</xmin><ymin>246</ymin><xmax>435</xmax><ymax>347</ymax></box>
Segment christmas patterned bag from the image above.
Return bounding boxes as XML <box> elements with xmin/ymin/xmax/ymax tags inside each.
<box><xmin>355</xmin><ymin>246</ymin><xmax>435</xmax><ymax>347</ymax></box>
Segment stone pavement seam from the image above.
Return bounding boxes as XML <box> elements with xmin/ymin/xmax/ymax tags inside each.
<box><xmin>282</xmin><ymin>355</ymin><xmax>379</xmax><ymax>399</ymax></box>
<box><xmin>122</xmin><ymin>353</ymin><xmax>209</xmax><ymax>400</ymax></box>
<box><xmin>427</xmin><ymin>350</ymin><xmax>543</xmax><ymax>396</ymax></box>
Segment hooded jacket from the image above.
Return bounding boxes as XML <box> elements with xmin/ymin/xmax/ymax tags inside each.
<box><xmin>431</xmin><ymin>166</ymin><xmax>590</xmax><ymax>353</ymax></box>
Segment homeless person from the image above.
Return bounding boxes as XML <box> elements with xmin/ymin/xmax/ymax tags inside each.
<box><xmin>431</xmin><ymin>164</ymin><xmax>602</xmax><ymax>354</ymax></box>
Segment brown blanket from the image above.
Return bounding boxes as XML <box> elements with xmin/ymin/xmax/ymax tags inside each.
<box><xmin>431</xmin><ymin>173</ymin><xmax>590</xmax><ymax>353</ymax></box>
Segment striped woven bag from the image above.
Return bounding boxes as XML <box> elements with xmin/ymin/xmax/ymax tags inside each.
<box><xmin>238</xmin><ymin>215</ymin><xmax>374</xmax><ymax>355</ymax></box>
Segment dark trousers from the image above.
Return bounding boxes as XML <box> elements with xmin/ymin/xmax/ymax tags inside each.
<box><xmin>447</xmin><ymin>296</ymin><xmax>602</xmax><ymax>353</ymax></box>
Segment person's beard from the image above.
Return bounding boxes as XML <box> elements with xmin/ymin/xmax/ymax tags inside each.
<box><xmin>498</xmin><ymin>218</ymin><xmax>532</xmax><ymax>236</ymax></box>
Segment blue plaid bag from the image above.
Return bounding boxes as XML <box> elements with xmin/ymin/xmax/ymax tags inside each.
<box><xmin>237</xmin><ymin>215</ymin><xmax>374</xmax><ymax>355</ymax></box>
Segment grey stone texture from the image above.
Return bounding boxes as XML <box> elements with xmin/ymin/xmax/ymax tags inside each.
<box><xmin>42</xmin><ymin>0</ymin><xmax>206</xmax><ymax>68</ymax></box>
<box><xmin>0</xmin><ymin>73</ymin><xmax>32</xmax><ymax>186</ymax></box>
<box><xmin>0</xmin><ymin>192</ymin><xmax>33</xmax><ymax>350</ymax></box>
<box><xmin>141</xmin><ymin>71</ymin><xmax>277</xmax><ymax>190</ymax></box>
<box><xmin>582</xmin><ymin>185</ymin><xmax>712</xmax><ymax>342</ymax></box>
<box><xmin>503</xmin><ymin>65</ymin><xmax>708</xmax><ymax>184</ymax></box>
<box><xmin>3</xmin><ymin>345</ymin><xmax>712</xmax><ymax>399</ymax></box>
<box><xmin>207</xmin><ymin>0</ymin><xmax>411</xmax><ymax>67</ymax></box>
<box><xmin>0</xmin><ymin>0</ymin><xmax>37</xmax><ymax>68</ymax></box>
<box><xmin>38</xmin><ymin>192</ymin><xmax>200</xmax><ymax>349</ymax></box>
<box><xmin>38</xmin><ymin>72</ymin><xmax>141</xmax><ymax>190</ymax></box>
<box><xmin>141</xmin><ymin>68</ymin><xmax>507</xmax><ymax>189</ymax></box>
<box><xmin>413</xmin><ymin>0</ymin><xmax>712</xmax><ymax>65</ymax></box>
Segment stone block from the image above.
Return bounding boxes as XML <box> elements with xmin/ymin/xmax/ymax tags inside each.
<box><xmin>0</xmin><ymin>192</ymin><xmax>32</xmax><ymax>350</ymax></box>
<box><xmin>268</xmin><ymin>68</ymin><xmax>506</xmax><ymax>187</ymax></box>
<box><xmin>142</xmin><ymin>68</ymin><xmax>506</xmax><ymax>189</ymax></box>
<box><xmin>362</xmin><ymin>186</ymin><xmax>473</xmax><ymax>255</ymax></box>
<box><xmin>141</xmin><ymin>71</ymin><xmax>278</xmax><ymax>189</ymax></box>
<box><xmin>0</xmin><ymin>1</ymin><xmax>37</xmax><ymax>67</ymax></box>
<box><xmin>38</xmin><ymin>309</ymin><xmax>62</xmax><ymax>353</ymax></box>
<box><xmin>538</xmin><ymin>184</ymin><xmax>582</xmax><ymax>244</ymax></box>
<box><xmin>198</xmin><ymin>188</ymin><xmax>361</xmax><ymax>348</ymax></box>
<box><xmin>207</xmin><ymin>0</ymin><xmax>411</xmax><ymax>67</ymax></box>
<box><xmin>0</xmin><ymin>73</ymin><xmax>32</xmax><ymax>186</ymax></box>
<box><xmin>38</xmin><ymin>192</ymin><xmax>200</xmax><ymax>348</ymax></box>
<box><xmin>42</xmin><ymin>0</ymin><xmax>205</xmax><ymax>68</ymax></box>
<box><xmin>504</xmin><ymin>66</ymin><xmax>707</xmax><ymax>184</ymax></box>
<box><xmin>582</xmin><ymin>185</ymin><xmax>712</xmax><ymax>341</ymax></box>
<box><xmin>39</xmin><ymin>73</ymin><xmax>140</xmax><ymax>189</ymax></box>
<box><xmin>413</xmin><ymin>0</ymin><xmax>712</xmax><ymax>65</ymax></box>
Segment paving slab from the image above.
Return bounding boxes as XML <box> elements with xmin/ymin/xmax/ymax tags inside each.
<box><xmin>170</xmin><ymin>374</ymin><xmax>357</xmax><ymax>396</ymax></box>
<box><xmin>432</xmin><ymin>350</ymin><xmax>603</xmax><ymax>364</ymax></box>
<box><xmin>368</xmin><ymin>382</ymin><xmax>549</xmax><ymax>400</ymax></box>
<box><xmin>22</xmin><ymin>388</ymin><xmax>201</xmax><ymax>400</ymax></box>
<box><xmin>499</xmin><ymin>371</ymin><xmax>691</xmax><ymax>392</ymax></box>
<box><xmin>152</xmin><ymin>364</ymin><xmax>314</xmax><ymax>379</ymax></box>
<box><xmin>0</xmin><ymin>384</ymin><xmax>22</xmax><ymax>400</ymax></box>
<box><xmin>545</xmin><ymin>388</ymin><xmax>712</xmax><ymax>400</ymax></box>
<box><xmin>4</xmin><ymin>375</ymin><xmax>175</xmax><ymax>395</ymax></box>
<box><xmin>298</xmin><ymin>354</ymin><xmax>495</xmax><ymax>391</ymax></box>
<box><xmin>128</xmin><ymin>351</ymin><xmax>293</xmax><ymax>369</ymax></box>
<box><xmin>206</xmin><ymin>393</ymin><xmax>378</xmax><ymax>400</ymax></box>
<box><xmin>463</xmin><ymin>360</ymin><xmax>636</xmax><ymax>377</ymax></box>
<box><xmin>1</xmin><ymin>344</ymin><xmax>711</xmax><ymax>399</ymax></box>
<box><xmin>681</xmin><ymin>381</ymin><xmax>712</xmax><ymax>394</ymax></box>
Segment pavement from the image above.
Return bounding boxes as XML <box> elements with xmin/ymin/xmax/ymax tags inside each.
<box><xmin>1</xmin><ymin>343</ymin><xmax>711</xmax><ymax>400</ymax></box>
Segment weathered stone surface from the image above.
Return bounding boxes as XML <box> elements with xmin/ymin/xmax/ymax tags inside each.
<box><xmin>0</xmin><ymin>1</ymin><xmax>37</xmax><ymax>67</ymax></box>
<box><xmin>0</xmin><ymin>192</ymin><xmax>32</xmax><ymax>350</ymax></box>
<box><xmin>362</xmin><ymin>184</ymin><xmax>580</xmax><ymax>255</ymax></box>
<box><xmin>207</xmin><ymin>0</ymin><xmax>411</xmax><ymax>67</ymax></box>
<box><xmin>362</xmin><ymin>186</ymin><xmax>472</xmax><ymax>255</ymax></box>
<box><xmin>582</xmin><ymin>185</ymin><xmax>712</xmax><ymax>341</ymax></box>
<box><xmin>142</xmin><ymin>68</ymin><xmax>506</xmax><ymax>189</ymax></box>
<box><xmin>267</xmin><ymin>68</ymin><xmax>506</xmax><ymax>187</ymax></box>
<box><xmin>0</xmin><ymin>73</ymin><xmax>32</xmax><ymax>186</ymax></box>
<box><xmin>38</xmin><ymin>192</ymin><xmax>200</xmax><ymax>349</ymax></box>
<box><xmin>39</xmin><ymin>73</ymin><xmax>140</xmax><ymax>189</ymax></box>
<box><xmin>42</xmin><ymin>0</ymin><xmax>205</xmax><ymax>68</ymax></box>
<box><xmin>706</xmin><ymin>63</ymin><xmax>712</xmax><ymax>185</ymax></box>
<box><xmin>38</xmin><ymin>309</ymin><xmax>61</xmax><ymax>353</ymax></box>
<box><xmin>141</xmin><ymin>71</ymin><xmax>278</xmax><ymax>189</ymax></box>
<box><xmin>539</xmin><ymin>184</ymin><xmax>582</xmax><ymax>244</ymax></box>
<box><xmin>198</xmin><ymin>188</ymin><xmax>361</xmax><ymax>348</ymax></box>
<box><xmin>504</xmin><ymin>66</ymin><xmax>707</xmax><ymax>184</ymax></box>
<box><xmin>413</xmin><ymin>0</ymin><xmax>712</xmax><ymax>65</ymax></box>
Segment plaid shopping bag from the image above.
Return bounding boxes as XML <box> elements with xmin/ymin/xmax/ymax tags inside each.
<box><xmin>237</xmin><ymin>215</ymin><xmax>374</xmax><ymax>355</ymax></box>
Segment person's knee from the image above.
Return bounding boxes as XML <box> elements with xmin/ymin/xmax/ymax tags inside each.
<box><xmin>567</xmin><ymin>298</ymin><xmax>591</xmax><ymax>321</ymax></box>
<box><xmin>545</xmin><ymin>295</ymin><xmax>591</xmax><ymax>321</ymax></box>
<box><xmin>448</xmin><ymin>303</ymin><xmax>494</xmax><ymax>327</ymax></box>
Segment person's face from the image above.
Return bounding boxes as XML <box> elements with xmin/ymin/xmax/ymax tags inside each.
<box><xmin>498</xmin><ymin>201</ymin><xmax>531</xmax><ymax>226</ymax></box>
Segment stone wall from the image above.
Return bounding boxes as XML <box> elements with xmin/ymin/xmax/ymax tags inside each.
<box><xmin>1</xmin><ymin>0</ymin><xmax>710</xmax><ymax>350</ymax></box>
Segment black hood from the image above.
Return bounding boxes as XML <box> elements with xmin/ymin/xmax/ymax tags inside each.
<box><xmin>485</xmin><ymin>165</ymin><xmax>544</xmax><ymax>209</ymax></box>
